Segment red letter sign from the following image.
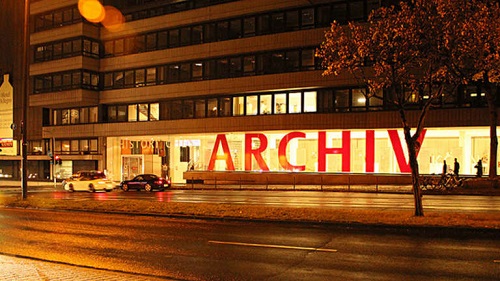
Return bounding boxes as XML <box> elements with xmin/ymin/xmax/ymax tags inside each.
<box><xmin>318</xmin><ymin>131</ymin><xmax>351</xmax><ymax>172</ymax></box>
<box><xmin>207</xmin><ymin>134</ymin><xmax>235</xmax><ymax>170</ymax></box>
<box><xmin>278</xmin><ymin>132</ymin><xmax>306</xmax><ymax>171</ymax></box>
<box><xmin>245</xmin><ymin>134</ymin><xmax>269</xmax><ymax>171</ymax></box>
<box><xmin>366</xmin><ymin>130</ymin><xmax>375</xmax><ymax>173</ymax></box>
<box><xmin>388</xmin><ymin>129</ymin><xmax>427</xmax><ymax>173</ymax></box>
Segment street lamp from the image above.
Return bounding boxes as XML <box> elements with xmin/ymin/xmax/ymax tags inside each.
<box><xmin>21</xmin><ymin>0</ymin><xmax>30</xmax><ymax>199</ymax></box>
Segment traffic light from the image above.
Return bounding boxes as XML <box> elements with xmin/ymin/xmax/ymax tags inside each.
<box><xmin>54</xmin><ymin>155</ymin><xmax>62</xmax><ymax>165</ymax></box>
<box><xmin>50</xmin><ymin>155</ymin><xmax>54</xmax><ymax>165</ymax></box>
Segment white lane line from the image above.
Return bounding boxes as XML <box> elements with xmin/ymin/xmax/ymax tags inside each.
<box><xmin>208</xmin><ymin>240</ymin><xmax>337</xmax><ymax>253</ymax></box>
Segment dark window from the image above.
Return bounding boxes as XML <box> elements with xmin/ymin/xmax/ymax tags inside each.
<box><xmin>167</xmin><ymin>65</ymin><xmax>180</xmax><ymax>83</ymax></box>
<box><xmin>195</xmin><ymin>99</ymin><xmax>206</xmax><ymax>118</ymax></box>
<box><xmin>301</xmin><ymin>8</ymin><xmax>315</xmax><ymax>28</ymax></box>
<box><xmin>229</xmin><ymin>19</ymin><xmax>242</xmax><ymax>39</ymax></box>
<box><xmin>146</xmin><ymin>33</ymin><xmax>157</xmax><ymax>51</ymax></box>
<box><xmin>271</xmin><ymin>12</ymin><xmax>285</xmax><ymax>32</ymax></box>
<box><xmin>219</xmin><ymin>97</ymin><xmax>232</xmax><ymax>117</ymax></box>
<box><xmin>158</xmin><ymin>31</ymin><xmax>168</xmax><ymax>49</ymax></box>
<box><xmin>182</xmin><ymin>100</ymin><xmax>194</xmax><ymax>118</ymax></box>
<box><xmin>204</xmin><ymin>23</ymin><xmax>217</xmax><ymax>43</ymax></box>
<box><xmin>285</xmin><ymin>10</ymin><xmax>299</xmax><ymax>31</ymax></box>
<box><xmin>229</xmin><ymin>57</ymin><xmax>242</xmax><ymax>77</ymax></box>
<box><xmin>332</xmin><ymin>3</ymin><xmax>348</xmax><ymax>23</ymax></box>
<box><xmin>180</xmin><ymin>63</ymin><xmax>191</xmax><ymax>81</ymax></box>
<box><xmin>169</xmin><ymin>29</ymin><xmax>180</xmax><ymax>47</ymax></box>
<box><xmin>180</xmin><ymin>27</ymin><xmax>191</xmax><ymax>46</ymax></box>
<box><xmin>192</xmin><ymin>25</ymin><xmax>203</xmax><ymax>44</ymax></box>
<box><xmin>217</xmin><ymin>21</ymin><xmax>229</xmax><ymax>41</ymax></box>
<box><xmin>257</xmin><ymin>14</ymin><xmax>271</xmax><ymax>34</ymax></box>
<box><xmin>243</xmin><ymin>17</ymin><xmax>256</xmax><ymax>36</ymax></box>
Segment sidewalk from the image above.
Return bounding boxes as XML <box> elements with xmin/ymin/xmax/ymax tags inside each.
<box><xmin>0</xmin><ymin>254</ymin><xmax>168</xmax><ymax>281</ymax></box>
<box><xmin>1</xmin><ymin>179</ymin><xmax>499</xmax><ymax>195</ymax></box>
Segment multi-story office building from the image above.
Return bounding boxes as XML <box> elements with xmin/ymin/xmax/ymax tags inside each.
<box><xmin>0</xmin><ymin>0</ymin><xmax>498</xmax><ymax>183</ymax></box>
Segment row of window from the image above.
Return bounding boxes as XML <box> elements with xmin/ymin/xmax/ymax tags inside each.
<box><xmin>32</xmin><ymin>47</ymin><xmax>317</xmax><ymax>94</ymax></box>
<box><xmin>33</xmin><ymin>0</ymin><xmax>236</xmax><ymax>32</ymax></box>
<box><xmin>54</xmin><ymin>138</ymin><xmax>99</xmax><ymax>155</ymax></box>
<box><xmin>107</xmin><ymin>103</ymin><xmax>159</xmax><ymax>122</ymax></box>
<box><xmin>104</xmin><ymin>0</ymin><xmax>380</xmax><ymax>57</ymax></box>
<box><xmin>34</xmin><ymin>37</ymin><xmax>100</xmax><ymax>63</ymax></box>
<box><xmin>29</xmin><ymin>138</ymin><xmax>98</xmax><ymax>155</ymax></box>
<box><xmin>120</xmin><ymin>0</ymin><xmax>237</xmax><ymax>22</ymax></box>
<box><xmin>103</xmin><ymin>47</ymin><xmax>317</xmax><ymax>90</ymax></box>
<box><xmin>34</xmin><ymin>1</ymin><xmax>381</xmax><ymax>63</ymax></box>
<box><xmin>53</xmin><ymin>107</ymin><xmax>99</xmax><ymax>126</ymax></box>
<box><xmin>34</xmin><ymin>6</ymin><xmax>83</xmax><ymax>32</ymax></box>
<box><xmin>34</xmin><ymin>70</ymin><xmax>100</xmax><ymax>94</ymax></box>
<box><xmin>50</xmin><ymin>85</ymin><xmax>493</xmax><ymax>126</ymax></box>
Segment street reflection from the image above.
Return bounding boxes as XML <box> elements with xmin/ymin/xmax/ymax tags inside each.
<box><xmin>155</xmin><ymin>191</ymin><xmax>173</xmax><ymax>202</ymax></box>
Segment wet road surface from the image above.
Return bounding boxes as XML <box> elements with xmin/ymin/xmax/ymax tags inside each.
<box><xmin>0</xmin><ymin>208</ymin><xmax>499</xmax><ymax>280</ymax></box>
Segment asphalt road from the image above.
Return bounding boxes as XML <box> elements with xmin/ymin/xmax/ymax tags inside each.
<box><xmin>2</xmin><ymin>188</ymin><xmax>500</xmax><ymax>213</ymax></box>
<box><xmin>0</xmin><ymin>208</ymin><xmax>498</xmax><ymax>281</ymax></box>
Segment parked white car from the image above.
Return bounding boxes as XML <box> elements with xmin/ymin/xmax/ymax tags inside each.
<box><xmin>63</xmin><ymin>170</ymin><xmax>114</xmax><ymax>192</ymax></box>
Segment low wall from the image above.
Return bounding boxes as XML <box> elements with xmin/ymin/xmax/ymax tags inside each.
<box><xmin>183</xmin><ymin>171</ymin><xmax>412</xmax><ymax>186</ymax></box>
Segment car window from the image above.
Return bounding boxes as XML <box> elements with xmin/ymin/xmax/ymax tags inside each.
<box><xmin>93</xmin><ymin>173</ymin><xmax>106</xmax><ymax>179</ymax></box>
<box><xmin>136</xmin><ymin>176</ymin><xmax>144</xmax><ymax>181</ymax></box>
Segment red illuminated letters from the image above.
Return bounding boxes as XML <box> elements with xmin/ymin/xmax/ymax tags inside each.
<box><xmin>278</xmin><ymin>132</ymin><xmax>306</xmax><ymax>171</ymax></box>
<box><xmin>245</xmin><ymin>134</ymin><xmax>269</xmax><ymax>171</ymax></box>
<box><xmin>207</xmin><ymin>134</ymin><xmax>235</xmax><ymax>170</ymax></box>
<box><xmin>207</xmin><ymin>130</ymin><xmax>427</xmax><ymax>173</ymax></box>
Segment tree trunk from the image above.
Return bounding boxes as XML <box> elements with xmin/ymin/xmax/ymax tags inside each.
<box><xmin>404</xmin><ymin>127</ymin><xmax>424</xmax><ymax>216</ymax></box>
<box><xmin>486</xmin><ymin>84</ymin><xmax>498</xmax><ymax>178</ymax></box>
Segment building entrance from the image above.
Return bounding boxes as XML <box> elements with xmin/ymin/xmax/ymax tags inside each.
<box><xmin>122</xmin><ymin>155</ymin><xmax>142</xmax><ymax>181</ymax></box>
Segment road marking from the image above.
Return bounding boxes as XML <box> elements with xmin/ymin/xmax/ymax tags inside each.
<box><xmin>494</xmin><ymin>260</ymin><xmax>500</xmax><ymax>263</ymax></box>
<box><xmin>208</xmin><ymin>240</ymin><xmax>337</xmax><ymax>253</ymax></box>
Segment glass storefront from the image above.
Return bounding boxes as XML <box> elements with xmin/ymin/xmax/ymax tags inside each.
<box><xmin>106</xmin><ymin>127</ymin><xmax>499</xmax><ymax>184</ymax></box>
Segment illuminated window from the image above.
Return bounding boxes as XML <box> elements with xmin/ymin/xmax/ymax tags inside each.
<box><xmin>304</xmin><ymin>91</ymin><xmax>317</xmax><ymax>112</ymax></box>
<box><xmin>260</xmin><ymin>95</ymin><xmax>272</xmax><ymax>114</ymax></box>
<box><xmin>274</xmin><ymin>93</ymin><xmax>286</xmax><ymax>114</ymax></box>
<box><xmin>128</xmin><ymin>105</ymin><xmax>138</xmax><ymax>121</ymax></box>
<box><xmin>352</xmin><ymin>88</ymin><xmax>366</xmax><ymax>110</ymax></box>
<box><xmin>136</xmin><ymin>104</ymin><xmax>147</xmax><ymax>121</ymax></box>
<box><xmin>150</xmin><ymin>103</ymin><xmax>159</xmax><ymax>120</ymax></box>
<box><xmin>289</xmin><ymin>92</ymin><xmax>301</xmax><ymax>113</ymax></box>
<box><xmin>246</xmin><ymin>96</ymin><xmax>258</xmax><ymax>115</ymax></box>
<box><xmin>233</xmin><ymin>97</ymin><xmax>244</xmax><ymax>116</ymax></box>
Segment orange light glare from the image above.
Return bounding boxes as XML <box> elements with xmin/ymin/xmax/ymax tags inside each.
<box><xmin>101</xmin><ymin>6</ymin><xmax>125</xmax><ymax>31</ymax></box>
<box><xmin>78</xmin><ymin>0</ymin><xmax>105</xmax><ymax>23</ymax></box>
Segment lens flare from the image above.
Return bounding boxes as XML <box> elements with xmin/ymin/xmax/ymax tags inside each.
<box><xmin>101</xmin><ymin>5</ymin><xmax>125</xmax><ymax>31</ymax></box>
<box><xmin>78</xmin><ymin>0</ymin><xmax>105</xmax><ymax>23</ymax></box>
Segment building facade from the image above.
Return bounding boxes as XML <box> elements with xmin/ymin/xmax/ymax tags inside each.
<box><xmin>0</xmin><ymin>0</ymin><xmax>499</xmax><ymax>183</ymax></box>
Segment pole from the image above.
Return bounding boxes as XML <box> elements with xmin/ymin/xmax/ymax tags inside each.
<box><xmin>21</xmin><ymin>0</ymin><xmax>30</xmax><ymax>199</ymax></box>
<box><xmin>52</xmin><ymin>137</ymin><xmax>56</xmax><ymax>188</ymax></box>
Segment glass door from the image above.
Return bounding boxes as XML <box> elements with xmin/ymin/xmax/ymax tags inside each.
<box><xmin>122</xmin><ymin>155</ymin><xmax>143</xmax><ymax>181</ymax></box>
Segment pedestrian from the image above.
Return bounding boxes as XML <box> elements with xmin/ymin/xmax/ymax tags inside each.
<box><xmin>474</xmin><ymin>159</ymin><xmax>483</xmax><ymax>177</ymax></box>
<box><xmin>453</xmin><ymin>158</ymin><xmax>460</xmax><ymax>177</ymax></box>
<box><xmin>442</xmin><ymin>160</ymin><xmax>447</xmax><ymax>176</ymax></box>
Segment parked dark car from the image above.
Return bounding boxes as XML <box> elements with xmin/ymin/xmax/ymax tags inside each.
<box><xmin>120</xmin><ymin>174</ymin><xmax>170</xmax><ymax>192</ymax></box>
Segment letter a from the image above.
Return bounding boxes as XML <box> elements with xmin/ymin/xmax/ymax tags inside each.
<box><xmin>208</xmin><ymin>134</ymin><xmax>235</xmax><ymax>170</ymax></box>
